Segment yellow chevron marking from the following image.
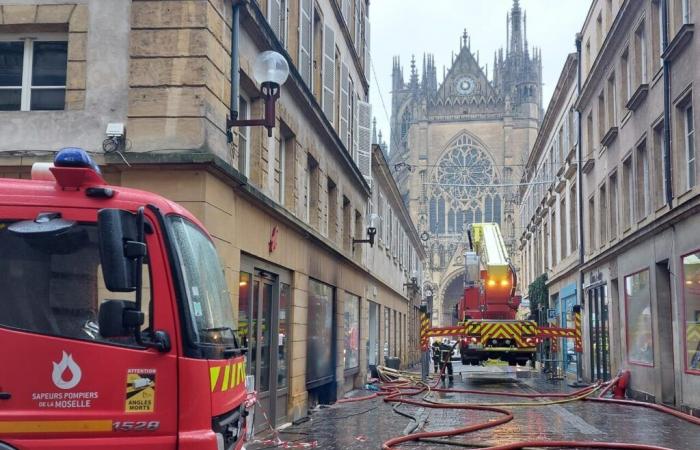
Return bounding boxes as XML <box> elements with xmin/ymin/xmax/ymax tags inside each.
<box><xmin>210</xmin><ymin>366</ymin><xmax>221</xmax><ymax>392</ymax></box>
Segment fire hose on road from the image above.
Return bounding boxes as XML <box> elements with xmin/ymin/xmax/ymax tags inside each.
<box><xmin>335</xmin><ymin>366</ymin><xmax>699</xmax><ymax>450</ymax></box>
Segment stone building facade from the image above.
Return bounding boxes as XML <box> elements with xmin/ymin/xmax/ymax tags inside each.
<box><xmin>388</xmin><ymin>0</ymin><xmax>542</xmax><ymax>326</ymax></box>
<box><xmin>0</xmin><ymin>0</ymin><xmax>424</xmax><ymax>426</ymax></box>
<box><xmin>518</xmin><ymin>0</ymin><xmax>700</xmax><ymax>413</ymax></box>
<box><xmin>519</xmin><ymin>53</ymin><xmax>580</xmax><ymax>376</ymax></box>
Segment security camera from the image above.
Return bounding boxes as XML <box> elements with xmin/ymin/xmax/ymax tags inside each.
<box><xmin>106</xmin><ymin>123</ymin><xmax>125</xmax><ymax>138</ymax></box>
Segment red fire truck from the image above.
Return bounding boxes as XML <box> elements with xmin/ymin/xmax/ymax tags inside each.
<box><xmin>458</xmin><ymin>223</ymin><xmax>537</xmax><ymax>366</ymax></box>
<box><xmin>0</xmin><ymin>148</ymin><xmax>247</xmax><ymax>449</ymax></box>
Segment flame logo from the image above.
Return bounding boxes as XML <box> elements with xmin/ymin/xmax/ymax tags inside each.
<box><xmin>51</xmin><ymin>351</ymin><xmax>82</xmax><ymax>390</ymax></box>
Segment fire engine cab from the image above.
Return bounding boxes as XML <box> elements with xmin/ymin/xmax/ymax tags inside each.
<box><xmin>0</xmin><ymin>148</ymin><xmax>247</xmax><ymax>449</ymax></box>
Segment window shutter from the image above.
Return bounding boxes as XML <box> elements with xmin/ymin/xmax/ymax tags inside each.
<box><xmin>341</xmin><ymin>0</ymin><xmax>350</xmax><ymax>23</ymax></box>
<box><xmin>268</xmin><ymin>0</ymin><xmax>282</xmax><ymax>39</ymax></box>
<box><xmin>352</xmin><ymin>93</ymin><xmax>359</xmax><ymax>161</ymax></box>
<box><xmin>364</xmin><ymin>17</ymin><xmax>371</xmax><ymax>83</ymax></box>
<box><xmin>322</xmin><ymin>25</ymin><xmax>335</xmax><ymax>122</ymax></box>
<box><xmin>354</xmin><ymin>0</ymin><xmax>361</xmax><ymax>53</ymax></box>
<box><xmin>340</xmin><ymin>62</ymin><xmax>350</xmax><ymax>149</ymax></box>
<box><xmin>299</xmin><ymin>0</ymin><xmax>312</xmax><ymax>87</ymax></box>
<box><xmin>357</xmin><ymin>100</ymin><xmax>372</xmax><ymax>186</ymax></box>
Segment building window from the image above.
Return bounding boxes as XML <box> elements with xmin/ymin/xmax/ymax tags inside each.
<box><xmin>570</xmin><ymin>183</ymin><xmax>578</xmax><ymax>252</ymax></box>
<box><xmin>652</xmin><ymin>0</ymin><xmax>663</xmax><ymax>73</ymax></box>
<box><xmin>685</xmin><ymin>103</ymin><xmax>696</xmax><ymax>189</ymax></box>
<box><xmin>588</xmin><ymin>196</ymin><xmax>595</xmax><ymax>253</ymax></box>
<box><xmin>238</xmin><ymin>95</ymin><xmax>251</xmax><ymax>177</ymax></box>
<box><xmin>599</xmin><ymin>183</ymin><xmax>607</xmax><ymax>245</ymax></box>
<box><xmin>652</xmin><ymin>121</ymin><xmax>666</xmax><ymax>208</ymax></box>
<box><xmin>587</xmin><ymin>112</ymin><xmax>595</xmax><ymax>156</ymax></box>
<box><xmin>306</xmin><ymin>279</ymin><xmax>335</xmax><ymax>385</ymax></box>
<box><xmin>625</xmin><ymin>269</ymin><xmax>654</xmax><ymax>366</ymax></box>
<box><xmin>609</xmin><ymin>171</ymin><xmax>619</xmax><ymax>240</ymax></box>
<box><xmin>635</xmin><ymin>140</ymin><xmax>650</xmax><ymax>219</ymax></box>
<box><xmin>634</xmin><ymin>22</ymin><xmax>648</xmax><ymax>86</ymax></box>
<box><xmin>344</xmin><ymin>294</ymin><xmax>360</xmax><ymax>370</ymax></box>
<box><xmin>560</xmin><ymin>195</ymin><xmax>567</xmax><ymax>258</ymax></box>
<box><xmin>312</xmin><ymin>7</ymin><xmax>323</xmax><ymax>100</ymax></box>
<box><xmin>0</xmin><ymin>36</ymin><xmax>68</xmax><ymax>111</ymax></box>
<box><xmin>327</xmin><ymin>177</ymin><xmax>337</xmax><ymax>242</ymax></box>
<box><xmin>597</xmin><ymin>92</ymin><xmax>606</xmax><ymax>143</ymax></box>
<box><xmin>342</xmin><ymin>196</ymin><xmax>351</xmax><ymax>251</ymax></box>
<box><xmin>621</xmin><ymin>49</ymin><xmax>631</xmax><ymax>108</ymax></box>
<box><xmin>280</xmin><ymin>126</ymin><xmax>296</xmax><ymax>209</ymax></box>
<box><xmin>607</xmin><ymin>73</ymin><xmax>617</xmax><ymax>127</ymax></box>
<box><xmin>622</xmin><ymin>156</ymin><xmax>633</xmax><ymax>229</ymax></box>
<box><xmin>681</xmin><ymin>251</ymin><xmax>700</xmax><ymax>373</ymax></box>
<box><xmin>551</xmin><ymin>211</ymin><xmax>557</xmax><ymax>265</ymax></box>
<box><xmin>267</xmin><ymin>0</ymin><xmax>288</xmax><ymax>47</ymax></box>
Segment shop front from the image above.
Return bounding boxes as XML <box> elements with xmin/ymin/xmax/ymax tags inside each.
<box><xmin>238</xmin><ymin>256</ymin><xmax>291</xmax><ymax>429</ymax></box>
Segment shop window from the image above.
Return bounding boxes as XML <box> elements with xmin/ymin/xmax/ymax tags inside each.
<box><xmin>306</xmin><ymin>279</ymin><xmax>335</xmax><ymax>387</ymax></box>
<box><xmin>625</xmin><ymin>269</ymin><xmax>654</xmax><ymax>366</ymax></box>
<box><xmin>344</xmin><ymin>294</ymin><xmax>360</xmax><ymax>370</ymax></box>
<box><xmin>278</xmin><ymin>282</ymin><xmax>290</xmax><ymax>388</ymax></box>
<box><xmin>682</xmin><ymin>252</ymin><xmax>700</xmax><ymax>372</ymax></box>
<box><xmin>0</xmin><ymin>35</ymin><xmax>67</xmax><ymax>111</ymax></box>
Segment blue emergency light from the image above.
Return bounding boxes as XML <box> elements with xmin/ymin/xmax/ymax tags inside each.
<box><xmin>54</xmin><ymin>147</ymin><xmax>102</xmax><ymax>174</ymax></box>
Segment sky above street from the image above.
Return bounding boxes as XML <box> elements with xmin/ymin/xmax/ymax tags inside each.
<box><xmin>368</xmin><ymin>0</ymin><xmax>592</xmax><ymax>153</ymax></box>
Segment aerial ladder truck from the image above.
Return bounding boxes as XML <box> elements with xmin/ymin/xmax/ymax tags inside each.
<box><xmin>457</xmin><ymin>223</ymin><xmax>538</xmax><ymax>366</ymax></box>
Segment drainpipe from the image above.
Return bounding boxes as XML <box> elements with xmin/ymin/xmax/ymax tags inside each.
<box><xmin>661</xmin><ymin>0</ymin><xmax>673</xmax><ymax>206</ymax></box>
<box><xmin>227</xmin><ymin>0</ymin><xmax>242</xmax><ymax>143</ymax></box>
<box><xmin>574</xmin><ymin>32</ymin><xmax>587</xmax><ymax>387</ymax></box>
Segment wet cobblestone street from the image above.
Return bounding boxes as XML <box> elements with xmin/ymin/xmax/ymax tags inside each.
<box><xmin>246</xmin><ymin>363</ymin><xmax>700</xmax><ymax>450</ymax></box>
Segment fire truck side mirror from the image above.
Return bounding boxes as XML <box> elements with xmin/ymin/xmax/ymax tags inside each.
<box><xmin>98</xmin><ymin>300</ymin><xmax>144</xmax><ymax>338</ymax></box>
<box><xmin>98</xmin><ymin>208</ymin><xmax>145</xmax><ymax>292</ymax></box>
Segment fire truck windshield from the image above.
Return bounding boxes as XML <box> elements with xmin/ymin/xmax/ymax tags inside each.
<box><xmin>167</xmin><ymin>215</ymin><xmax>237</xmax><ymax>349</ymax></box>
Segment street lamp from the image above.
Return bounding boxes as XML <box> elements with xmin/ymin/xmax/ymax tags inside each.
<box><xmin>227</xmin><ymin>50</ymin><xmax>290</xmax><ymax>138</ymax></box>
<box><xmin>352</xmin><ymin>213</ymin><xmax>379</xmax><ymax>248</ymax></box>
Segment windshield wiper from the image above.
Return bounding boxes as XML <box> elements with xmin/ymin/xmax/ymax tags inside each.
<box><xmin>200</xmin><ymin>327</ymin><xmax>247</xmax><ymax>357</ymax></box>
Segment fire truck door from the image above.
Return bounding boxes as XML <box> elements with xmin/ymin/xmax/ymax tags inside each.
<box><xmin>0</xmin><ymin>213</ymin><xmax>177</xmax><ymax>449</ymax></box>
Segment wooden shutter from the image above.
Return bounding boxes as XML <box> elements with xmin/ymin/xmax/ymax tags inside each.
<box><xmin>354</xmin><ymin>0</ymin><xmax>362</xmax><ymax>53</ymax></box>
<box><xmin>298</xmin><ymin>0</ymin><xmax>312</xmax><ymax>87</ymax></box>
<box><xmin>340</xmin><ymin>62</ymin><xmax>350</xmax><ymax>149</ymax></box>
<box><xmin>357</xmin><ymin>100</ymin><xmax>372</xmax><ymax>185</ymax></box>
<box><xmin>268</xmin><ymin>0</ymin><xmax>282</xmax><ymax>39</ymax></box>
<box><xmin>322</xmin><ymin>25</ymin><xmax>335</xmax><ymax>122</ymax></box>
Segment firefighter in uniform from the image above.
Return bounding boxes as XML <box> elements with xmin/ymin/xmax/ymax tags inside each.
<box><xmin>439</xmin><ymin>339</ymin><xmax>454</xmax><ymax>385</ymax></box>
<box><xmin>431</xmin><ymin>340</ymin><xmax>441</xmax><ymax>373</ymax></box>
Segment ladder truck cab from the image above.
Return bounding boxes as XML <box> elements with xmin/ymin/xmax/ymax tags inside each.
<box><xmin>458</xmin><ymin>223</ymin><xmax>537</xmax><ymax>366</ymax></box>
<box><xmin>0</xmin><ymin>149</ymin><xmax>247</xmax><ymax>450</ymax></box>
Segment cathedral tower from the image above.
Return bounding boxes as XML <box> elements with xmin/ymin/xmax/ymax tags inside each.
<box><xmin>388</xmin><ymin>0</ymin><xmax>542</xmax><ymax>326</ymax></box>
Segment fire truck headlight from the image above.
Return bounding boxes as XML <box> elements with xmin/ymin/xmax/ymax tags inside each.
<box><xmin>487</xmin><ymin>279</ymin><xmax>496</xmax><ymax>287</ymax></box>
<box><xmin>504</xmin><ymin>339</ymin><xmax>511</xmax><ymax>345</ymax></box>
<box><xmin>500</xmin><ymin>279</ymin><xmax>509</xmax><ymax>287</ymax></box>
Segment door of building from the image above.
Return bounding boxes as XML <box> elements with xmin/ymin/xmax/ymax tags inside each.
<box><xmin>239</xmin><ymin>262</ymin><xmax>290</xmax><ymax>431</ymax></box>
<box><xmin>588</xmin><ymin>283</ymin><xmax>611</xmax><ymax>381</ymax></box>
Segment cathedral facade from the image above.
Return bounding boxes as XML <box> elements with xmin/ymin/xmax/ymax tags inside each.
<box><xmin>388</xmin><ymin>0</ymin><xmax>543</xmax><ymax>326</ymax></box>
